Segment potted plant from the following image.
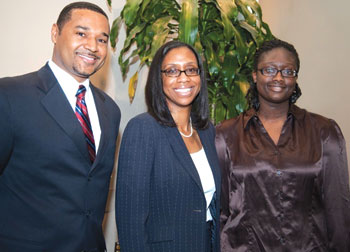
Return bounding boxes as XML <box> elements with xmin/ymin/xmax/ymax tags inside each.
<box><xmin>108</xmin><ymin>0</ymin><xmax>273</xmax><ymax>124</ymax></box>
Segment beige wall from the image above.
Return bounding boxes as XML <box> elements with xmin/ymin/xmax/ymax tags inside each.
<box><xmin>260</xmin><ymin>0</ymin><xmax>350</xmax><ymax>169</ymax></box>
<box><xmin>0</xmin><ymin>0</ymin><xmax>349</xmax><ymax>251</ymax></box>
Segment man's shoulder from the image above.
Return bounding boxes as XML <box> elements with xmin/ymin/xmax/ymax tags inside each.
<box><xmin>0</xmin><ymin>70</ymin><xmax>39</xmax><ymax>88</ymax></box>
<box><xmin>0</xmin><ymin>64</ymin><xmax>53</xmax><ymax>92</ymax></box>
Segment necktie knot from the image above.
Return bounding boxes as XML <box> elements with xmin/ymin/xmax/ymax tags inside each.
<box><xmin>76</xmin><ymin>85</ymin><xmax>87</xmax><ymax>99</ymax></box>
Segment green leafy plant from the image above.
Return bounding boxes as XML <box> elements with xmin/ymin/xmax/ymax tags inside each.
<box><xmin>108</xmin><ymin>0</ymin><xmax>273</xmax><ymax>124</ymax></box>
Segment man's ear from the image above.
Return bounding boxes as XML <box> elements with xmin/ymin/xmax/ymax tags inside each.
<box><xmin>51</xmin><ymin>24</ymin><xmax>59</xmax><ymax>44</ymax></box>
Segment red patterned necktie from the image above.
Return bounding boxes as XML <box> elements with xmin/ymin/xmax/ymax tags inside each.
<box><xmin>75</xmin><ymin>85</ymin><xmax>96</xmax><ymax>163</ymax></box>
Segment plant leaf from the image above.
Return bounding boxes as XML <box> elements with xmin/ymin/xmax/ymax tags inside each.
<box><xmin>214</xmin><ymin>100</ymin><xmax>226</xmax><ymax>125</ymax></box>
<box><xmin>222</xmin><ymin>50</ymin><xmax>239</xmax><ymax>88</ymax></box>
<box><xmin>118</xmin><ymin>23</ymin><xmax>146</xmax><ymax>76</ymax></box>
<box><xmin>128</xmin><ymin>71</ymin><xmax>138</xmax><ymax>103</ymax></box>
<box><xmin>140</xmin><ymin>0</ymin><xmax>151</xmax><ymax>14</ymax></box>
<box><xmin>202</xmin><ymin>39</ymin><xmax>220</xmax><ymax>78</ymax></box>
<box><xmin>150</xmin><ymin>16</ymin><xmax>173</xmax><ymax>60</ymax></box>
<box><xmin>239</xmin><ymin>0</ymin><xmax>263</xmax><ymax>19</ymax></box>
<box><xmin>110</xmin><ymin>17</ymin><xmax>122</xmax><ymax>49</ymax></box>
<box><xmin>231</xmin><ymin>25</ymin><xmax>247</xmax><ymax>64</ymax></box>
<box><xmin>217</xmin><ymin>0</ymin><xmax>238</xmax><ymax>20</ymax></box>
<box><xmin>239</xmin><ymin>20</ymin><xmax>258</xmax><ymax>42</ymax></box>
<box><xmin>179</xmin><ymin>0</ymin><xmax>198</xmax><ymax>45</ymax></box>
<box><xmin>123</xmin><ymin>23</ymin><xmax>146</xmax><ymax>52</ymax></box>
<box><xmin>235</xmin><ymin>0</ymin><xmax>257</xmax><ymax>26</ymax></box>
<box><xmin>215</xmin><ymin>0</ymin><xmax>238</xmax><ymax>41</ymax></box>
<box><xmin>236</xmin><ymin>80</ymin><xmax>250</xmax><ymax>95</ymax></box>
<box><xmin>122</xmin><ymin>0</ymin><xmax>143</xmax><ymax>26</ymax></box>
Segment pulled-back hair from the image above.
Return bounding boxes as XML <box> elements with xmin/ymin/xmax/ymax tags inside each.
<box><xmin>56</xmin><ymin>2</ymin><xmax>108</xmax><ymax>32</ymax></box>
<box><xmin>246</xmin><ymin>39</ymin><xmax>302</xmax><ymax>110</ymax></box>
<box><xmin>145</xmin><ymin>41</ymin><xmax>209</xmax><ymax>129</ymax></box>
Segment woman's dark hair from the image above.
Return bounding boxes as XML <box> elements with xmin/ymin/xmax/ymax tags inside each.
<box><xmin>56</xmin><ymin>2</ymin><xmax>108</xmax><ymax>33</ymax></box>
<box><xmin>145</xmin><ymin>41</ymin><xmax>209</xmax><ymax>129</ymax></box>
<box><xmin>246</xmin><ymin>39</ymin><xmax>302</xmax><ymax>110</ymax></box>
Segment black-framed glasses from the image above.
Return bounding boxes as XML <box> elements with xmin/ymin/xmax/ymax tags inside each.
<box><xmin>161</xmin><ymin>68</ymin><xmax>200</xmax><ymax>77</ymax></box>
<box><xmin>259</xmin><ymin>67</ymin><xmax>298</xmax><ymax>78</ymax></box>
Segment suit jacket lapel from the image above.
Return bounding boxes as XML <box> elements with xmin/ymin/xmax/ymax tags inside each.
<box><xmin>38</xmin><ymin>64</ymin><xmax>90</xmax><ymax>163</ymax></box>
<box><xmin>163</xmin><ymin>126</ymin><xmax>203</xmax><ymax>192</ymax></box>
<box><xmin>89</xmin><ymin>85</ymin><xmax>109</xmax><ymax>172</ymax></box>
<box><xmin>198</xmin><ymin>129</ymin><xmax>221</xmax><ymax>193</ymax></box>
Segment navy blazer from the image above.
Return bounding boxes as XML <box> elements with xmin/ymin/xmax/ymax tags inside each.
<box><xmin>0</xmin><ymin>64</ymin><xmax>121</xmax><ymax>252</ymax></box>
<box><xmin>116</xmin><ymin>113</ymin><xmax>221</xmax><ymax>252</ymax></box>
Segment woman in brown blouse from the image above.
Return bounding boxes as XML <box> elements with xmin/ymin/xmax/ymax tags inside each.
<box><xmin>215</xmin><ymin>39</ymin><xmax>350</xmax><ymax>252</ymax></box>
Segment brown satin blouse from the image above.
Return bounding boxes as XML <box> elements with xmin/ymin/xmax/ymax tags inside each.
<box><xmin>215</xmin><ymin>105</ymin><xmax>350</xmax><ymax>252</ymax></box>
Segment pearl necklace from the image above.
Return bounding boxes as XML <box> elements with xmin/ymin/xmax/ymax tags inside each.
<box><xmin>179</xmin><ymin>118</ymin><xmax>193</xmax><ymax>138</ymax></box>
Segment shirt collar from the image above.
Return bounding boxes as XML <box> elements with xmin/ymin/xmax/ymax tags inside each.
<box><xmin>48</xmin><ymin>60</ymin><xmax>90</xmax><ymax>97</ymax></box>
<box><xmin>243</xmin><ymin>104</ymin><xmax>305</xmax><ymax>130</ymax></box>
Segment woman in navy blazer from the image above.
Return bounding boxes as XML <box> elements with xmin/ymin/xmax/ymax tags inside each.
<box><xmin>116</xmin><ymin>41</ymin><xmax>221</xmax><ymax>252</ymax></box>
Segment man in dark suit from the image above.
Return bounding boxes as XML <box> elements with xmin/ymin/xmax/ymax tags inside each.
<box><xmin>0</xmin><ymin>2</ymin><xmax>120</xmax><ymax>252</ymax></box>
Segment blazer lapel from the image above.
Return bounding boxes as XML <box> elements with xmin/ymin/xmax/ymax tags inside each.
<box><xmin>38</xmin><ymin>64</ymin><xmax>90</xmax><ymax>163</ymax></box>
<box><xmin>89</xmin><ymin>85</ymin><xmax>109</xmax><ymax>172</ymax></box>
<box><xmin>198</xmin><ymin>129</ymin><xmax>221</xmax><ymax>193</ymax></box>
<box><xmin>163</xmin><ymin>126</ymin><xmax>203</xmax><ymax>192</ymax></box>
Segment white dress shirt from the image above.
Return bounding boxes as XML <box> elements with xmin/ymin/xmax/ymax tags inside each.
<box><xmin>190</xmin><ymin>148</ymin><xmax>216</xmax><ymax>221</ymax></box>
<box><xmin>48</xmin><ymin>60</ymin><xmax>101</xmax><ymax>153</ymax></box>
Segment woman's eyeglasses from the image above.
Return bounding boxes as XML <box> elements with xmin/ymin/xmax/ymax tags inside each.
<box><xmin>161</xmin><ymin>68</ymin><xmax>200</xmax><ymax>77</ymax></box>
<box><xmin>259</xmin><ymin>67</ymin><xmax>298</xmax><ymax>78</ymax></box>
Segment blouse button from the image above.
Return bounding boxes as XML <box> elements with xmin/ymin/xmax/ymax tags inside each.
<box><xmin>280</xmin><ymin>236</ymin><xmax>286</xmax><ymax>244</ymax></box>
<box><xmin>279</xmin><ymin>191</ymin><xmax>284</xmax><ymax>200</ymax></box>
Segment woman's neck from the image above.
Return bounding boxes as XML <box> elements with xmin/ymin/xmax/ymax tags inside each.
<box><xmin>257</xmin><ymin>102</ymin><xmax>290</xmax><ymax>145</ymax></box>
<box><xmin>170</xmin><ymin>107</ymin><xmax>192</xmax><ymax>132</ymax></box>
<box><xmin>258</xmin><ymin>101</ymin><xmax>289</xmax><ymax>121</ymax></box>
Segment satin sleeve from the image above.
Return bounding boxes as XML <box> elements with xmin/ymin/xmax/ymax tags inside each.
<box><xmin>321</xmin><ymin>120</ymin><xmax>350</xmax><ymax>251</ymax></box>
<box><xmin>115</xmin><ymin>116</ymin><xmax>154</xmax><ymax>252</ymax></box>
<box><xmin>215</xmin><ymin>126</ymin><xmax>230</xmax><ymax>230</ymax></box>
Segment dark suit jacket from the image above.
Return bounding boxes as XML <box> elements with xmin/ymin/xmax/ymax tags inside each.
<box><xmin>0</xmin><ymin>64</ymin><xmax>121</xmax><ymax>252</ymax></box>
<box><xmin>116</xmin><ymin>113</ymin><xmax>221</xmax><ymax>252</ymax></box>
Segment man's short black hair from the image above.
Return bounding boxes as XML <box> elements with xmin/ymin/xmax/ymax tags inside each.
<box><xmin>56</xmin><ymin>2</ymin><xmax>108</xmax><ymax>32</ymax></box>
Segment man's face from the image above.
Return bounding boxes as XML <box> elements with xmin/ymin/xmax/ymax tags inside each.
<box><xmin>51</xmin><ymin>9</ymin><xmax>109</xmax><ymax>82</ymax></box>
